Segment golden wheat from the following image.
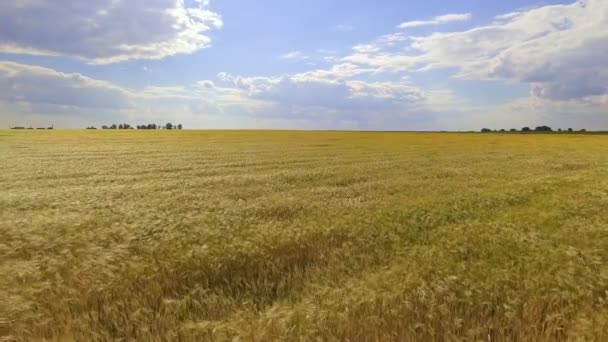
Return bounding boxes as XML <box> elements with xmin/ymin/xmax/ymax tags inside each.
<box><xmin>1</xmin><ymin>130</ymin><xmax>608</xmax><ymax>341</ymax></box>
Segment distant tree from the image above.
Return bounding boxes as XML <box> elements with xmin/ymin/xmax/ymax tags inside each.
<box><xmin>509</xmin><ymin>128</ymin><xmax>517</xmax><ymax>132</ymax></box>
<box><xmin>534</xmin><ymin>125</ymin><xmax>552</xmax><ymax>132</ymax></box>
<box><xmin>580</xmin><ymin>128</ymin><xmax>587</xmax><ymax>132</ymax></box>
<box><xmin>522</xmin><ymin>127</ymin><xmax>531</xmax><ymax>132</ymax></box>
<box><xmin>499</xmin><ymin>129</ymin><xmax>506</xmax><ymax>132</ymax></box>
<box><xmin>122</xmin><ymin>123</ymin><xmax>131</xmax><ymax>129</ymax></box>
<box><xmin>481</xmin><ymin>128</ymin><xmax>492</xmax><ymax>133</ymax></box>
<box><xmin>118</xmin><ymin>124</ymin><xmax>124</xmax><ymax>129</ymax></box>
<box><xmin>177</xmin><ymin>124</ymin><xmax>183</xmax><ymax>130</ymax></box>
<box><xmin>102</xmin><ymin>125</ymin><xmax>109</xmax><ymax>129</ymax></box>
<box><xmin>558</xmin><ymin>128</ymin><xmax>562</xmax><ymax>132</ymax></box>
<box><xmin>165</xmin><ymin>123</ymin><xmax>173</xmax><ymax>130</ymax></box>
<box><xmin>110</xmin><ymin>124</ymin><xmax>117</xmax><ymax>129</ymax></box>
<box><xmin>567</xmin><ymin>128</ymin><xmax>574</xmax><ymax>132</ymax></box>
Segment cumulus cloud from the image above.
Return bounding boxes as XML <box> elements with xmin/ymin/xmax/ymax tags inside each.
<box><xmin>235</xmin><ymin>0</ymin><xmax>607</xmax><ymax>128</ymax></box>
<box><xmin>214</xmin><ymin>69</ymin><xmax>454</xmax><ymax>122</ymax></box>
<box><xmin>0</xmin><ymin>62</ymin><xmax>440</xmax><ymax>130</ymax></box>
<box><xmin>291</xmin><ymin>63</ymin><xmax>375</xmax><ymax>82</ymax></box>
<box><xmin>350</xmin><ymin>0</ymin><xmax>608</xmax><ymax>101</ymax></box>
<box><xmin>0</xmin><ymin>61</ymin><xmax>132</xmax><ymax>109</ymax></box>
<box><xmin>3</xmin><ymin>0</ymin><xmax>607</xmax><ymax>130</ymax></box>
<box><xmin>348</xmin><ymin>81</ymin><xmax>424</xmax><ymax>102</ymax></box>
<box><xmin>110</xmin><ymin>79</ymin><xmax>273</xmax><ymax>125</ymax></box>
<box><xmin>0</xmin><ymin>0</ymin><xmax>223</xmax><ymax>63</ymax></box>
<box><xmin>0</xmin><ymin>62</ymin><xmax>137</xmax><ymax>127</ymax></box>
<box><xmin>397</xmin><ymin>13</ymin><xmax>472</xmax><ymax>29</ymax></box>
<box><xmin>0</xmin><ymin>60</ymin><xmax>456</xmax><ymax>130</ymax></box>
<box><xmin>0</xmin><ymin>63</ymin><xmax>272</xmax><ymax>128</ymax></box>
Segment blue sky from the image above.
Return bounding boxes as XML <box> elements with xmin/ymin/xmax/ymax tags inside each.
<box><xmin>0</xmin><ymin>0</ymin><xmax>606</xmax><ymax>130</ymax></box>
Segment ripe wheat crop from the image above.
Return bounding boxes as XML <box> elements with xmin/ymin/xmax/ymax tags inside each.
<box><xmin>2</xmin><ymin>130</ymin><xmax>608</xmax><ymax>341</ymax></box>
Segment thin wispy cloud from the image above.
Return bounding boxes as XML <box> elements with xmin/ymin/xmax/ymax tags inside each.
<box><xmin>397</xmin><ymin>13</ymin><xmax>472</xmax><ymax>29</ymax></box>
<box><xmin>279</xmin><ymin>51</ymin><xmax>310</xmax><ymax>61</ymax></box>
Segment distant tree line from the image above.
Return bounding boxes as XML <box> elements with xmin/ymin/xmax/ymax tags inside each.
<box><xmin>10</xmin><ymin>125</ymin><xmax>54</xmax><ymax>130</ymax></box>
<box><xmin>481</xmin><ymin>126</ymin><xmax>587</xmax><ymax>133</ymax></box>
<box><xmin>96</xmin><ymin>123</ymin><xmax>183</xmax><ymax>130</ymax></box>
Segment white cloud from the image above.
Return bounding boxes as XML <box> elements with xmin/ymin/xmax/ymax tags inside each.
<box><xmin>0</xmin><ymin>62</ymin><xmax>137</xmax><ymax>128</ymax></box>
<box><xmin>0</xmin><ymin>61</ymin><xmax>270</xmax><ymax>128</ymax></box>
<box><xmin>3</xmin><ymin>0</ymin><xmax>607</xmax><ymax>130</ymax></box>
<box><xmin>416</xmin><ymin>0</ymin><xmax>608</xmax><ymax>101</ymax></box>
<box><xmin>493</xmin><ymin>11</ymin><xmax>524</xmax><ymax>22</ymax></box>
<box><xmin>279</xmin><ymin>51</ymin><xmax>310</xmax><ymax>61</ymax></box>
<box><xmin>291</xmin><ymin>63</ymin><xmax>375</xmax><ymax>83</ymax></box>
<box><xmin>377</xmin><ymin>33</ymin><xmax>411</xmax><ymax>46</ymax></box>
<box><xmin>349</xmin><ymin>0</ymin><xmax>608</xmax><ymax>102</ymax></box>
<box><xmin>214</xmin><ymin>69</ymin><xmax>458</xmax><ymax>126</ymax></box>
<box><xmin>0</xmin><ymin>61</ymin><xmax>132</xmax><ymax>109</ymax></box>
<box><xmin>397</xmin><ymin>13</ymin><xmax>472</xmax><ymax>29</ymax></box>
<box><xmin>0</xmin><ymin>0</ymin><xmax>223</xmax><ymax>64</ymax></box>
<box><xmin>128</xmin><ymin>83</ymin><xmax>272</xmax><ymax>127</ymax></box>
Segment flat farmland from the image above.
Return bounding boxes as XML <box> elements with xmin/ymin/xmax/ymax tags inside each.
<box><xmin>2</xmin><ymin>130</ymin><xmax>608</xmax><ymax>340</ymax></box>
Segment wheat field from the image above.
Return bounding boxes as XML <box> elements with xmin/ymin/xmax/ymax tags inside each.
<box><xmin>1</xmin><ymin>130</ymin><xmax>608</xmax><ymax>341</ymax></box>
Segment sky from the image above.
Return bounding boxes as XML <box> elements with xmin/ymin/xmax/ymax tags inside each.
<box><xmin>0</xmin><ymin>0</ymin><xmax>606</xmax><ymax>130</ymax></box>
